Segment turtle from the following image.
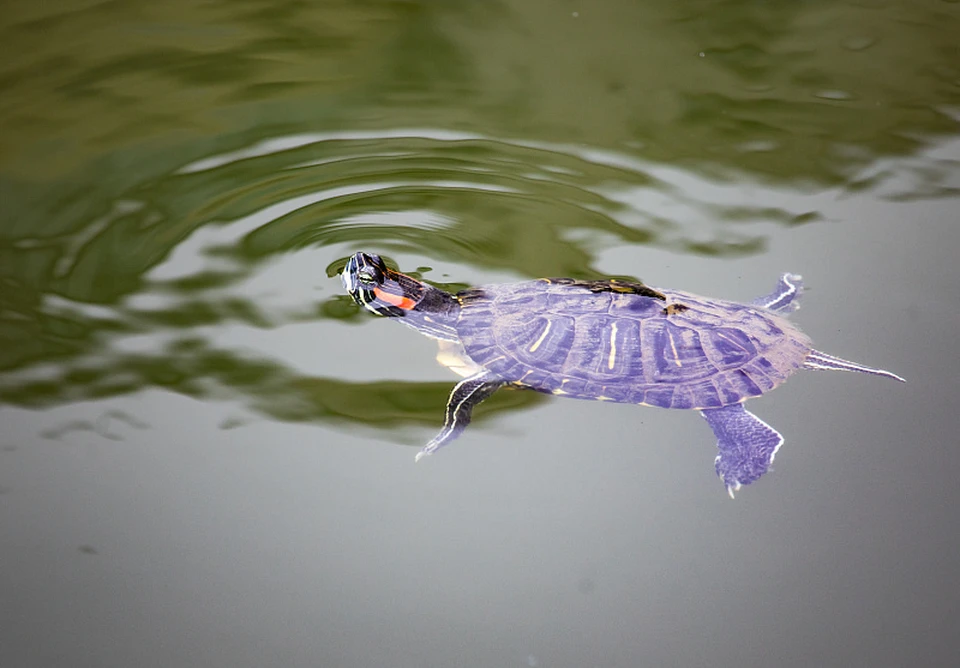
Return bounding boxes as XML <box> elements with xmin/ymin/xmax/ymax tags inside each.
<box><xmin>340</xmin><ymin>252</ymin><xmax>904</xmax><ymax>496</ymax></box>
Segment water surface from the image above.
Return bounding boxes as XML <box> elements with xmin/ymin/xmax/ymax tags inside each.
<box><xmin>2</xmin><ymin>2</ymin><xmax>959</xmax><ymax>667</ymax></box>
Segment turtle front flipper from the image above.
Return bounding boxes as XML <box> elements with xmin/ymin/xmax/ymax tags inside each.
<box><xmin>752</xmin><ymin>273</ymin><xmax>803</xmax><ymax>314</ymax></box>
<box><xmin>700</xmin><ymin>404</ymin><xmax>784</xmax><ymax>498</ymax></box>
<box><xmin>415</xmin><ymin>371</ymin><xmax>504</xmax><ymax>462</ymax></box>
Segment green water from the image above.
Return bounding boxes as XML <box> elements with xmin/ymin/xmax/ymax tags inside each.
<box><xmin>2</xmin><ymin>2</ymin><xmax>959</xmax><ymax>667</ymax></box>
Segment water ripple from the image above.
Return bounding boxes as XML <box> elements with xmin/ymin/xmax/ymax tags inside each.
<box><xmin>2</xmin><ymin>125</ymin><xmax>954</xmax><ymax>437</ymax></box>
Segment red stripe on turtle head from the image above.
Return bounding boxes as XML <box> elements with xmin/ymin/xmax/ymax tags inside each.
<box><xmin>374</xmin><ymin>286</ymin><xmax>418</xmax><ymax>311</ymax></box>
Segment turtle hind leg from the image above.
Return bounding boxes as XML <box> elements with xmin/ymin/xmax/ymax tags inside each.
<box><xmin>415</xmin><ymin>371</ymin><xmax>503</xmax><ymax>462</ymax></box>
<box><xmin>805</xmin><ymin>350</ymin><xmax>905</xmax><ymax>383</ymax></box>
<box><xmin>701</xmin><ymin>404</ymin><xmax>784</xmax><ymax>498</ymax></box>
<box><xmin>752</xmin><ymin>273</ymin><xmax>804</xmax><ymax>314</ymax></box>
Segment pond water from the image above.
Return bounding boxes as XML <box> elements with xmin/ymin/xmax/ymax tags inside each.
<box><xmin>2</xmin><ymin>2</ymin><xmax>959</xmax><ymax>667</ymax></box>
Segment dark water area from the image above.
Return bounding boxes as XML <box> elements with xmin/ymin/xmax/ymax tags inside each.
<box><xmin>1</xmin><ymin>1</ymin><xmax>959</xmax><ymax>667</ymax></box>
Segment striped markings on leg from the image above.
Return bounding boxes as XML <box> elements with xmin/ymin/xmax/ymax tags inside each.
<box><xmin>415</xmin><ymin>372</ymin><xmax>503</xmax><ymax>461</ymax></box>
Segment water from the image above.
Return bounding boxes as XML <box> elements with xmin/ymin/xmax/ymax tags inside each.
<box><xmin>2</xmin><ymin>2</ymin><xmax>959</xmax><ymax>667</ymax></box>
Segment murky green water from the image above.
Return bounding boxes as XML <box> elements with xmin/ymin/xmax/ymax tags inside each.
<box><xmin>2</xmin><ymin>2</ymin><xmax>959</xmax><ymax>667</ymax></box>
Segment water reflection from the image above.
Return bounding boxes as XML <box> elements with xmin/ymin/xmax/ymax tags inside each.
<box><xmin>2</xmin><ymin>125</ymin><xmax>959</xmax><ymax>441</ymax></box>
<box><xmin>1</xmin><ymin>0</ymin><xmax>959</xmax><ymax>443</ymax></box>
<box><xmin>0</xmin><ymin>129</ymin><xmax>810</xmax><ymax>432</ymax></box>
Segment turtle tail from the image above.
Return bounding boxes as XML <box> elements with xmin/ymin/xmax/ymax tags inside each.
<box><xmin>805</xmin><ymin>350</ymin><xmax>905</xmax><ymax>383</ymax></box>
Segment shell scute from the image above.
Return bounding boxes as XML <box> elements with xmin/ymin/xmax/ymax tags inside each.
<box><xmin>507</xmin><ymin>314</ymin><xmax>575</xmax><ymax>373</ymax></box>
<box><xmin>669</xmin><ymin>386</ymin><xmax>696</xmax><ymax>410</ymax></box>
<box><xmin>556</xmin><ymin>377</ymin><xmax>587</xmax><ymax>396</ymax></box>
<box><xmin>686</xmin><ymin>380</ymin><xmax>724</xmax><ymax>409</ymax></box>
<box><xmin>729</xmin><ymin>369</ymin><xmax>765</xmax><ymax>399</ymax></box>
<box><xmin>564</xmin><ymin>315</ymin><xmax>627</xmax><ymax>377</ymax></box>
<box><xmin>547</xmin><ymin>291</ymin><xmax>611</xmax><ymax>314</ymax></box>
<box><xmin>709</xmin><ymin>327</ymin><xmax>758</xmax><ymax>368</ymax></box>
<box><xmin>651</xmin><ymin>323</ymin><xmax>715</xmax><ymax>383</ymax></box>
<box><xmin>609</xmin><ymin>295</ymin><xmax>663</xmax><ymax>319</ymax></box>
<box><xmin>642</xmin><ymin>385</ymin><xmax>676</xmax><ymax>408</ymax></box>
<box><xmin>590</xmin><ymin>383</ymin><xmax>633</xmax><ymax>403</ymax></box>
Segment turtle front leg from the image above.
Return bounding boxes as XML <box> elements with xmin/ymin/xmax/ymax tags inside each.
<box><xmin>700</xmin><ymin>404</ymin><xmax>785</xmax><ymax>498</ymax></box>
<box><xmin>415</xmin><ymin>371</ymin><xmax>503</xmax><ymax>462</ymax></box>
<box><xmin>751</xmin><ymin>273</ymin><xmax>803</xmax><ymax>314</ymax></box>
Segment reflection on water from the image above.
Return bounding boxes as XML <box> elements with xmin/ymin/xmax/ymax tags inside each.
<box><xmin>2</xmin><ymin>126</ymin><xmax>957</xmax><ymax>436</ymax></box>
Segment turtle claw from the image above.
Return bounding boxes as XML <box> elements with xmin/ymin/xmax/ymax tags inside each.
<box><xmin>719</xmin><ymin>471</ymin><xmax>741</xmax><ymax>499</ymax></box>
<box><xmin>415</xmin><ymin>439</ymin><xmax>442</xmax><ymax>462</ymax></box>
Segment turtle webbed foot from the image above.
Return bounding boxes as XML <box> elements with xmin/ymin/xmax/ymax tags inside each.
<box><xmin>714</xmin><ymin>453</ymin><xmax>765</xmax><ymax>500</ymax></box>
<box><xmin>701</xmin><ymin>404</ymin><xmax>785</xmax><ymax>497</ymax></box>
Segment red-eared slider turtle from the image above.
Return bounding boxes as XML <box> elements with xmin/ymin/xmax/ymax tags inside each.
<box><xmin>341</xmin><ymin>252</ymin><xmax>904</xmax><ymax>496</ymax></box>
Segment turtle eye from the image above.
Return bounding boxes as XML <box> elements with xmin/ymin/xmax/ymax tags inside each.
<box><xmin>357</xmin><ymin>266</ymin><xmax>382</xmax><ymax>285</ymax></box>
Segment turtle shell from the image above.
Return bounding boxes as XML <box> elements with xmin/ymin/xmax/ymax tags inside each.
<box><xmin>454</xmin><ymin>278</ymin><xmax>812</xmax><ymax>410</ymax></box>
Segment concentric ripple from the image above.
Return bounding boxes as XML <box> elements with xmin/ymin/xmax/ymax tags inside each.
<box><xmin>1</xmin><ymin>126</ymin><xmax>950</xmax><ymax>437</ymax></box>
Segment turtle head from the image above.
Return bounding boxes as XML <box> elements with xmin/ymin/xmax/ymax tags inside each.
<box><xmin>341</xmin><ymin>252</ymin><xmax>427</xmax><ymax>317</ymax></box>
<box><xmin>341</xmin><ymin>252</ymin><xmax>462</xmax><ymax>340</ymax></box>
